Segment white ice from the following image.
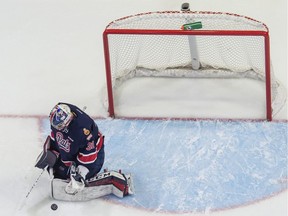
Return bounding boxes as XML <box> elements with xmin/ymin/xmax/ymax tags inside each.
<box><xmin>0</xmin><ymin>0</ymin><xmax>287</xmax><ymax>215</ymax></box>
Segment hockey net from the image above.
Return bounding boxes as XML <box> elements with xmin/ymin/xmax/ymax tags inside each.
<box><xmin>103</xmin><ymin>11</ymin><xmax>286</xmax><ymax>120</ymax></box>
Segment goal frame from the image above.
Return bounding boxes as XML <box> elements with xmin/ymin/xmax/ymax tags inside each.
<box><xmin>103</xmin><ymin>15</ymin><xmax>272</xmax><ymax>121</ymax></box>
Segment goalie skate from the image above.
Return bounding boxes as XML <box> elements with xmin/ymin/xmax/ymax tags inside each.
<box><xmin>51</xmin><ymin>170</ymin><xmax>134</xmax><ymax>201</ymax></box>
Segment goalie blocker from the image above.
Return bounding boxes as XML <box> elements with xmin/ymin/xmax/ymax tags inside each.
<box><xmin>51</xmin><ymin>169</ymin><xmax>134</xmax><ymax>201</ymax></box>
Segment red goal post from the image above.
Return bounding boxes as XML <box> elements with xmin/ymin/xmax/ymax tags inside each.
<box><xmin>103</xmin><ymin>11</ymin><xmax>285</xmax><ymax>121</ymax></box>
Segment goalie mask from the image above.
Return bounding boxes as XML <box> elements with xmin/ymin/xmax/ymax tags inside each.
<box><xmin>49</xmin><ymin>104</ymin><xmax>74</xmax><ymax>131</ymax></box>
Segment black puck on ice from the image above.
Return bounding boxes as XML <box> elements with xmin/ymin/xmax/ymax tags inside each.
<box><xmin>51</xmin><ymin>203</ymin><xmax>58</xmax><ymax>210</ymax></box>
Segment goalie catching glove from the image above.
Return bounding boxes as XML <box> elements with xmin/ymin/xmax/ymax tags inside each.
<box><xmin>35</xmin><ymin>136</ymin><xmax>59</xmax><ymax>169</ymax></box>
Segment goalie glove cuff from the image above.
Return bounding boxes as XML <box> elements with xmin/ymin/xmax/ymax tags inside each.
<box><xmin>77</xmin><ymin>165</ymin><xmax>89</xmax><ymax>180</ymax></box>
<box><xmin>70</xmin><ymin>163</ymin><xmax>89</xmax><ymax>183</ymax></box>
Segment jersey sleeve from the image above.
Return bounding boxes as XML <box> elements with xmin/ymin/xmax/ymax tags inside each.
<box><xmin>76</xmin><ymin>130</ymin><xmax>104</xmax><ymax>168</ymax></box>
<box><xmin>49</xmin><ymin>131</ymin><xmax>58</xmax><ymax>152</ymax></box>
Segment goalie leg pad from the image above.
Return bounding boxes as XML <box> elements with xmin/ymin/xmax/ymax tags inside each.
<box><xmin>65</xmin><ymin>178</ymin><xmax>85</xmax><ymax>195</ymax></box>
<box><xmin>88</xmin><ymin>171</ymin><xmax>134</xmax><ymax>198</ymax></box>
<box><xmin>51</xmin><ymin>170</ymin><xmax>134</xmax><ymax>201</ymax></box>
<box><xmin>51</xmin><ymin>178</ymin><xmax>114</xmax><ymax>201</ymax></box>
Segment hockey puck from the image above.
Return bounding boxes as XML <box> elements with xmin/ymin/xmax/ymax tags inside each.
<box><xmin>51</xmin><ymin>203</ymin><xmax>58</xmax><ymax>210</ymax></box>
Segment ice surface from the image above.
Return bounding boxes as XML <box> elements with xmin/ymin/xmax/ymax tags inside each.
<box><xmin>96</xmin><ymin>119</ymin><xmax>287</xmax><ymax>212</ymax></box>
<box><xmin>5</xmin><ymin>118</ymin><xmax>287</xmax><ymax>216</ymax></box>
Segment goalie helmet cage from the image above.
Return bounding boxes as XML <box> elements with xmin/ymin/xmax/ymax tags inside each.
<box><xmin>103</xmin><ymin>11</ymin><xmax>284</xmax><ymax>121</ymax></box>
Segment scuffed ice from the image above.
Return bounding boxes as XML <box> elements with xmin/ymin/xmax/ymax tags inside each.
<box><xmin>43</xmin><ymin>118</ymin><xmax>287</xmax><ymax>213</ymax></box>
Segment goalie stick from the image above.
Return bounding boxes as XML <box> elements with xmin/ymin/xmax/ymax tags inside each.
<box><xmin>18</xmin><ymin>136</ymin><xmax>51</xmax><ymax>210</ymax></box>
<box><xmin>17</xmin><ymin>169</ymin><xmax>45</xmax><ymax>211</ymax></box>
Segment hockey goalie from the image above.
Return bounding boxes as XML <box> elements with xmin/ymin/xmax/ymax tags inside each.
<box><xmin>35</xmin><ymin>103</ymin><xmax>134</xmax><ymax>201</ymax></box>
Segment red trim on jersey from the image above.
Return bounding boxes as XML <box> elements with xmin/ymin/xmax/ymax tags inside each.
<box><xmin>77</xmin><ymin>133</ymin><xmax>104</xmax><ymax>164</ymax></box>
<box><xmin>77</xmin><ymin>152</ymin><xmax>98</xmax><ymax>164</ymax></box>
<box><xmin>61</xmin><ymin>160</ymin><xmax>73</xmax><ymax>167</ymax></box>
<box><xmin>96</xmin><ymin>132</ymin><xmax>104</xmax><ymax>152</ymax></box>
<box><xmin>50</xmin><ymin>131</ymin><xmax>55</xmax><ymax>141</ymax></box>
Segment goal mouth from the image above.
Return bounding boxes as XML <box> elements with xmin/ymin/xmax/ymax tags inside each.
<box><xmin>103</xmin><ymin>11</ymin><xmax>287</xmax><ymax>121</ymax></box>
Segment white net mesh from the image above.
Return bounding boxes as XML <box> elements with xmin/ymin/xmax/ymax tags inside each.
<box><xmin>104</xmin><ymin>11</ymin><xmax>286</xmax><ymax>119</ymax></box>
<box><xmin>107</xmin><ymin>11</ymin><xmax>267</xmax><ymax>31</ymax></box>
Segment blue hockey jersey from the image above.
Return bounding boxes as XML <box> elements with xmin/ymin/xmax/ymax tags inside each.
<box><xmin>49</xmin><ymin>103</ymin><xmax>104</xmax><ymax>177</ymax></box>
